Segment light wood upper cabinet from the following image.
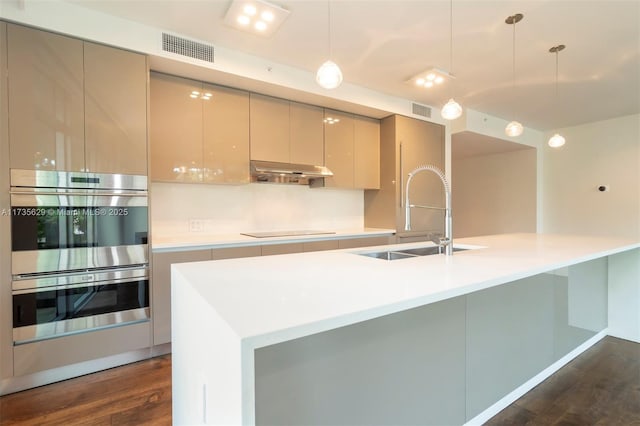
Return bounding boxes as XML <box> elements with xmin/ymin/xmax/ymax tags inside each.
<box><xmin>7</xmin><ymin>24</ymin><xmax>149</xmax><ymax>175</ymax></box>
<box><xmin>150</xmin><ymin>72</ymin><xmax>203</xmax><ymax>183</ymax></box>
<box><xmin>290</xmin><ymin>102</ymin><xmax>324</xmax><ymax>165</ymax></box>
<box><xmin>203</xmin><ymin>83</ymin><xmax>250</xmax><ymax>184</ymax></box>
<box><xmin>84</xmin><ymin>42</ymin><xmax>148</xmax><ymax>175</ymax></box>
<box><xmin>354</xmin><ymin>116</ymin><xmax>380</xmax><ymax>190</ymax></box>
<box><xmin>7</xmin><ymin>24</ymin><xmax>85</xmax><ymax>172</ymax></box>
<box><xmin>250</xmin><ymin>94</ymin><xmax>324</xmax><ymax>165</ymax></box>
<box><xmin>150</xmin><ymin>73</ymin><xmax>251</xmax><ymax>184</ymax></box>
<box><xmin>250</xmin><ymin>93</ymin><xmax>289</xmax><ymax>162</ymax></box>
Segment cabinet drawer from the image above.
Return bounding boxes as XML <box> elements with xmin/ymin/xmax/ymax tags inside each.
<box><xmin>338</xmin><ymin>236</ymin><xmax>391</xmax><ymax>249</ymax></box>
<box><xmin>14</xmin><ymin>322</ymin><xmax>151</xmax><ymax>376</ymax></box>
<box><xmin>261</xmin><ymin>243</ymin><xmax>304</xmax><ymax>256</ymax></box>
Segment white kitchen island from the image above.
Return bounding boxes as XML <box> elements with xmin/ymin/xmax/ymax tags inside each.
<box><xmin>170</xmin><ymin>233</ymin><xmax>640</xmax><ymax>425</ymax></box>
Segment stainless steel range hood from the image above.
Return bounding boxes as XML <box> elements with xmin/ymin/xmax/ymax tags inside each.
<box><xmin>250</xmin><ymin>160</ymin><xmax>333</xmax><ymax>187</ymax></box>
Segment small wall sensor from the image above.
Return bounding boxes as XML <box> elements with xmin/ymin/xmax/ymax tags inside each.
<box><xmin>597</xmin><ymin>185</ymin><xmax>610</xmax><ymax>192</ymax></box>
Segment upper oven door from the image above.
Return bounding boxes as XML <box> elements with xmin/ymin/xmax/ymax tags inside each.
<box><xmin>10</xmin><ymin>191</ymin><xmax>148</xmax><ymax>276</ymax></box>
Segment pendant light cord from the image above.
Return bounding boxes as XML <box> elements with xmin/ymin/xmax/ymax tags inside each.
<box><xmin>449</xmin><ymin>0</ymin><xmax>454</xmax><ymax>98</ymax></box>
<box><xmin>328</xmin><ymin>1</ymin><xmax>332</xmax><ymax>59</ymax></box>
<box><xmin>512</xmin><ymin>19</ymin><xmax>516</xmax><ymax>91</ymax></box>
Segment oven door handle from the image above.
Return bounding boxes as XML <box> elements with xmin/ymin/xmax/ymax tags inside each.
<box><xmin>10</xmin><ymin>190</ymin><xmax>148</xmax><ymax>197</ymax></box>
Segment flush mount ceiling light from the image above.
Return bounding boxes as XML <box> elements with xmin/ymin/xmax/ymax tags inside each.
<box><xmin>440</xmin><ymin>0</ymin><xmax>462</xmax><ymax>120</ymax></box>
<box><xmin>548</xmin><ymin>44</ymin><xmax>567</xmax><ymax>148</ymax></box>
<box><xmin>407</xmin><ymin>67</ymin><xmax>453</xmax><ymax>89</ymax></box>
<box><xmin>223</xmin><ymin>0</ymin><xmax>290</xmax><ymax>37</ymax></box>
<box><xmin>316</xmin><ymin>1</ymin><xmax>343</xmax><ymax>89</ymax></box>
<box><xmin>504</xmin><ymin>13</ymin><xmax>524</xmax><ymax>137</ymax></box>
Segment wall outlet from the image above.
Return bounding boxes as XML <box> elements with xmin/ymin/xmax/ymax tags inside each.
<box><xmin>189</xmin><ymin>219</ymin><xmax>204</xmax><ymax>232</ymax></box>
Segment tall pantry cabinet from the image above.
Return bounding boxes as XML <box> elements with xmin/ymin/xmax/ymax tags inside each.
<box><xmin>0</xmin><ymin>21</ymin><xmax>12</xmax><ymax>384</ymax></box>
<box><xmin>7</xmin><ymin>23</ymin><xmax>148</xmax><ymax>175</ymax></box>
<box><xmin>364</xmin><ymin>114</ymin><xmax>445</xmax><ymax>241</ymax></box>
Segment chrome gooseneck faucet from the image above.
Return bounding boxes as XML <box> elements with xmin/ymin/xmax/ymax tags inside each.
<box><xmin>404</xmin><ymin>164</ymin><xmax>453</xmax><ymax>255</ymax></box>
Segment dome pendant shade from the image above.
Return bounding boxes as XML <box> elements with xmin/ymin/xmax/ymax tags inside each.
<box><xmin>505</xmin><ymin>120</ymin><xmax>524</xmax><ymax>137</ymax></box>
<box><xmin>441</xmin><ymin>98</ymin><xmax>463</xmax><ymax>120</ymax></box>
<box><xmin>548</xmin><ymin>133</ymin><xmax>566</xmax><ymax>148</ymax></box>
<box><xmin>316</xmin><ymin>60</ymin><xmax>343</xmax><ymax>89</ymax></box>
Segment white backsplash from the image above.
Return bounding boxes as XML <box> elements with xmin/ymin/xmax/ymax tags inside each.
<box><xmin>151</xmin><ymin>182</ymin><xmax>364</xmax><ymax>236</ymax></box>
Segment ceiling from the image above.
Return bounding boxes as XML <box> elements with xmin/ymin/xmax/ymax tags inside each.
<box><xmin>67</xmin><ymin>0</ymin><xmax>639</xmax><ymax>131</ymax></box>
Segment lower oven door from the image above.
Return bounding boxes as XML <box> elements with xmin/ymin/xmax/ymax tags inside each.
<box><xmin>12</xmin><ymin>267</ymin><xmax>150</xmax><ymax>345</ymax></box>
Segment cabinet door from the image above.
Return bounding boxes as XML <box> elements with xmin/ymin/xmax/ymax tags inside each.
<box><xmin>354</xmin><ymin>116</ymin><xmax>380</xmax><ymax>189</ymax></box>
<box><xmin>150</xmin><ymin>73</ymin><xmax>203</xmax><ymax>182</ymax></box>
<box><xmin>290</xmin><ymin>102</ymin><xmax>324</xmax><ymax>165</ymax></box>
<box><xmin>7</xmin><ymin>24</ymin><xmax>85</xmax><ymax>172</ymax></box>
<box><xmin>84</xmin><ymin>42</ymin><xmax>148</xmax><ymax>175</ymax></box>
<box><xmin>203</xmin><ymin>84</ymin><xmax>250</xmax><ymax>184</ymax></box>
<box><xmin>324</xmin><ymin>109</ymin><xmax>354</xmax><ymax>188</ymax></box>
<box><xmin>152</xmin><ymin>249</ymin><xmax>212</xmax><ymax>345</ymax></box>
<box><xmin>250</xmin><ymin>94</ymin><xmax>289</xmax><ymax>162</ymax></box>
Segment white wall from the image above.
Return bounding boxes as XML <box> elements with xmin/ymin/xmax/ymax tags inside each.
<box><xmin>541</xmin><ymin>114</ymin><xmax>640</xmax><ymax>239</ymax></box>
<box><xmin>453</xmin><ymin>148</ymin><xmax>537</xmax><ymax>238</ymax></box>
<box><xmin>151</xmin><ymin>183</ymin><xmax>364</xmax><ymax>237</ymax></box>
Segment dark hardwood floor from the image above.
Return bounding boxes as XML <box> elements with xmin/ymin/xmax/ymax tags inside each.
<box><xmin>0</xmin><ymin>337</ymin><xmax>638</xmax><ymax>425</ymax></box>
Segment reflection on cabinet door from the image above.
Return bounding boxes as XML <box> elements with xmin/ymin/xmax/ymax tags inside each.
<box><xmin>203</xmin><ymin>84</ymin><xmax>250</xmax><ymax>184</ymax></box>
<box><xmin>290</xmin><ymin>102</ymin><xmax>324</xmax><ymax>166</ymax></box>
<box><xmin>7</xmin><ymin>24</ymin><xmax>85</xmax><ymax>172</ymax></box>
<box><xmin>250</xmin><ymin>94</ymin><xmax>290</xmax><ymax>162</ymax></box>
<box><xmin>354</xmin><ymin>116</ymin><xmax>380</xmax><ymax>189</ymax></box>
<box><xmin>324</xmin><ymin>109</ymin><xmax>354</xmax><ymax>188</ymax></box>
<box><xmin>150</xmin><ymin>73</ymin><xmax>203</xmax><ymax>182</ymax></box>
<box><xmin>84</xmin><ymin>42</ymin><xmax>148</xmax><ymax>175</ymax></box>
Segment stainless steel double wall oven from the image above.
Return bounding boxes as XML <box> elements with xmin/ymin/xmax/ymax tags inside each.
<box><xmin>10</xmin><ymin>170</ymin><xmax>149</xmax><ymax>344</ymax></box>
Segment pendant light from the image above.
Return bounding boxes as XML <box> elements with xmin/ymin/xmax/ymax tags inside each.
<box><xmin>504</xmin><ymin>13</ymin><xmax>524</xmax><ymax>137</ymax></box>
<box><xmin>440</xmin><ymin>0</ymin><xmax>462</xmax><ymax>120</ymax></box>
<box><xmin>316</xmin><ymin>1</ymin><xmax>342</xmax><ymax>89</ymax></box>
<box><xmin>548</xmin><ymin>44</ymin><xmax>566</xmax><ymax>148</ymax></box>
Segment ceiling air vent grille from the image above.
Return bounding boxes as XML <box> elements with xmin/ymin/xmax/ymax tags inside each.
<box><xmin>412</xmin><ymin>102</ymin><xmax>431</xmax><ymax>118</ymax></box>
<box><xmin>162</xmin><ymin>33</ymin><xmax>214</xmax><ymax>63</ymax></box>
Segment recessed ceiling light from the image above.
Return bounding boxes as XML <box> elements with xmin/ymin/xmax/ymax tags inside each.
<box><xmin>224</xmin><ymin>0</ymin><xmax>290</xmax><ymax>37</ymax></box>
<box><xmin>406</xmin><ymin>67</ymin><xmax>454</xmax><ymax>90</ymax></box>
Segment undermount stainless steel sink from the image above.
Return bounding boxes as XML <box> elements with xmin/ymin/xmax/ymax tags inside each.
<box><xmin>358</xmin><ymin>246</ymin><xmax>470</xmax><ymax>261</ymax></box>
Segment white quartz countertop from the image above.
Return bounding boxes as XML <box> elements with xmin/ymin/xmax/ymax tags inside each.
<box><xmin>152</xmin><ymin>227</ymin><xmax>395</xmax><ymax>252</ymax></box>
<box><xmin>171</xmin><ymin>233</ymin><xmax>639</xmax><ymax>348</ymax></box>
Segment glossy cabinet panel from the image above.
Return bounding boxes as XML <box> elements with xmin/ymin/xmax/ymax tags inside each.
<box><xmin>250</xmin><ymin>93</ymin><xmax>289</xmax><ymax>162</ymax></box>
<box><xmin>354</xmin><ymin>116</ymin><xmax>380</xmax><ymax>189</ymax></box>
<box><xmin>203</xmin><ymin>83</ymin><xmax>250</xmax><ymax>184</ymax></box>
<box><xmin>152</xmin><ymin>249</ymin><xmax>212</xmax><ymax>345</ymax></box>
<box><xmin>0</xmin><ymin>21</ymin><xmax>12</xmax><ymax>381</ymax></box>
<box><xmin>150</xmin><ymin>72</ymin><xmax>203</xmax><ymax>182</ymax></box>
<box><xmin>290</xmin><ymin>101</ymin><xmax>324</xmax><ymax>165</ymax></box>
<box><xmin>324</xmin><ymin>109</ymin><xmax>354</xmax><ymax>188</ymax></box>
<box><xmin>7</xmin><ymin>24</ymin><xmax>85</xmax><ymax>172</ymax></box>
<box><xmin>84</xmin><ymin>42</ymin><xmax>148</xmax><ymax>175</ymax></box>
